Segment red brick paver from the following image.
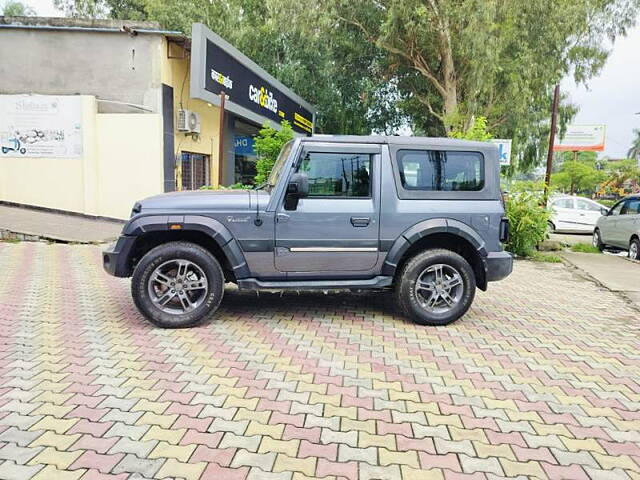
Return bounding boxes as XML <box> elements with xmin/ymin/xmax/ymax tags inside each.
<box><xmin>0</xmin><ymin>243</ymin><xmax>639</xmax><ymax>479</ymax></box>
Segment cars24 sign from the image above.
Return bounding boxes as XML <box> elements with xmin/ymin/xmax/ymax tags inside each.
<box><xmin>553</xmin><ymin>124</ymin><xmax>606</xmax><ymax>152</ymax></box>
<box><xmin>190</xmin><ymin>24</ymin><xmax>315</xmax><ymax>135</ymax></box>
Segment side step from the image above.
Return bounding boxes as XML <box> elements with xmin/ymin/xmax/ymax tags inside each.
<box><xmin>237</xmin><ymin>276</ymin><xmax>393</xmax><ymax>291</ymax></box>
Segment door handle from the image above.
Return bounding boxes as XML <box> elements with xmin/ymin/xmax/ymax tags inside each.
<box><xmin>351</xmin><ymin>216</ymin><xmax>370</xmax><ymax>227</ymax></box>
<box><xmin>277</xmin><ymin>213</ymin><xmax>290</xmax><ymax>223</ymax></box>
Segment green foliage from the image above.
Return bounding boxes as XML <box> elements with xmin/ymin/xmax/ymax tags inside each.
<box><xmin>448</xmin><ymin>116</ymin><xmax>493</xmax><ymax>141</ymax></box>
<box><xmin>254</xmin><ymin>121</ymin><xmax>295</xmax><ymax>185</ymax></box>
<box><xmin>53</xmin><ymin>0</ymin><xmax>107</xmax><ymax>17</ymax></box>
<box><xmin>333</xmin><ymin>0</ymin><xmax>638</xmax><ymax>171</ymax></box>
<box><xmin>200</xmin><ymin>183</ymin><xmax>252</xmax><ymax>190</ymax></box>
<box><xmin>603</xmin><ymin>158</ymin><xmax>640</xmax><ymax>193</ymax></box>
<box><xmin>628</xmin><ymin>128</ymin><xmax>640</xmax><ymax>160</ymax></box>
<box><xmin>1</xmin><ymin>0</ymin><xmax>35</xmax><ymax>15</ymax></box>
<box><xmin>551</xmin><ymin>153</ymin><xmax>606</xmax><ymax>195</ymax></box>
<box><xmin>530</xmin><ymin>252</ymin><xmax>563</xmax><ymax>263</ymax></box>
<box><xmin>570</xmin><ymin>243</ymin><xmax>601</xmax><ymax>254</ymax></box>
<box><xmin>504</xmin><ymin>181</ymin><xmax>551</xmax><ymax>257</ymax></box>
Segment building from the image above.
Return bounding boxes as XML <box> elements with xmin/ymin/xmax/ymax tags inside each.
<box><xmin>0</xmin><ymin>17</ymin><xmax>315</xmax><ymax>219</ymax></box>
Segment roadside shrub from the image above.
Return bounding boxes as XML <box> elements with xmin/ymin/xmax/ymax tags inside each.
<box><xmin>504</xmin><ymin>181</ymin><xmax>551</xmax><ymax>257</ymax></box>
<box><xmin>531</xmin><ymin>252</ymin><xmax>563</xmax><ymax>263</ymax></box>
<box><xmin>200</xmin><ymin>183</ymin><xmax>252</xmax><ymax>190</ymax></box>
<box><xmin>254</xmin><ymin>120</ymin><xmax>294</xmax><ymax>185</ymax></box>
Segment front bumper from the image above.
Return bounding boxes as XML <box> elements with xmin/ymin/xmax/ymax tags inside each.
<box><xmin>103</xmin><ymin>235</ymin><xmax>136</xmax><ymax>277</ymax></box>
<box><xmin>485</xmin><ymin>250</ymin><xmax>513</xmax><ymax>282</ymax></box>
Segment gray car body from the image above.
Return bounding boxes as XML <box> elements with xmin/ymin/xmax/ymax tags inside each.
<box><xmin>103</xmin><ymin>135</ymin><xmax>513</xmax><ymax>290</ymax></box>
<box><xmin>596</xmin><ymin>195</ymin><xmax>640</xmax><ymax>251</ymax></box>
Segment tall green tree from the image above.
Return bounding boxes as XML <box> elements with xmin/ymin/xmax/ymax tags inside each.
<box><xmin>332</xmin><ymin>0</ymin><xmax>639</xmax><ymax>170</ymax></box>
<box><xmin>551</xmin><ymin>152</ymin><xmax>606</xmax><ymax>195</ymax></box>
<box><xmin>628</xmin><ymin>128</ymin><xmax>640</xmax><ymax>160</ymax></box>
<box><xmin>1</xmin><ymin>0</ymin><xmax>36</xmax><ymax>15</ymax></box>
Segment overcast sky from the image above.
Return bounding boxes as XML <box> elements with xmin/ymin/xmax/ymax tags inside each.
<box><xmin>21</xmin><ymin>1</ymin><xmax>640</xmax><ymax>158</ymax></box>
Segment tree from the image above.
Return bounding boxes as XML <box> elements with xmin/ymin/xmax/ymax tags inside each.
<box><xmin>448</xmin><ymin>116</ymin><xmax>492</xmax><ymax>141</ymax></box>
<box><xmin>628</xmin><ymin>128</ymin><xmax>640</xmax><ymax>161</ymax></box>
<box><xmin>332</xmin><ymin>0</ymin><xmax>639</xmax><ymax>170</ymax></box>
<box><xmin>551</xmin><ymin>153</ymin><xmax>606</xmax><ymax>195</ymax></box>
<box><xmin>604</xmin><ymin>158</ymin><xmax>640</xmax><ymax>193</ymax></box>
<box><xmin>53</xmin><ymin>0</ymin><xmax>107</xmax><ymax>17</ymax></box>
<box><xmin>254</xmin><ymin>120</ymin><xmax>295</xmax><ymax>185</ymax></box>
<box><xmin>1</xmin><ymin>0</ymin><xmax>36</xmax><ymax>15</ymax></box>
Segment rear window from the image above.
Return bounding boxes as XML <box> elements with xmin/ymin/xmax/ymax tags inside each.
<box><xmin>397</xmin><ymin>150</ymin><xmax>484</xmax><ymax>191</ymax></box>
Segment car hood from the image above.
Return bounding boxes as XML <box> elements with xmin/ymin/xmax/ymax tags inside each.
<box><xmin>137</xmin><ymin>189</ymin><xmax>270</xmax><ymax>213</ymax></box>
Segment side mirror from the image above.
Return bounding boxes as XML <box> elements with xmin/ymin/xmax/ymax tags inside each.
<box><xmin>601</xmin><ymin>207</ymin><xmax>609</xmax><ymax>216</ymax></box>
<box><xmin>284</xmin><ymin>172</ymin><xmax>309</xmax><ymax>210</ymax></box>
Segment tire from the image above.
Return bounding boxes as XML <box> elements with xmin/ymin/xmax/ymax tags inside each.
<box><xmin>593</xmin><ymin>229</ymin><xmax>605</xmax><ymax>252</ymax></box>
<box><xmin>395</xmin><ymin>249</ymin><xmax>476</xmax><ymax>326</ymax></box>
<box><xmin>131</xmin><ymin>241</ymin><xmax>224</xmax><ymax>328</ymax></box>
<box><xmin>629</xmin><ymin>238</ymin><xmax>640</xmax><ymax>261</ymax></box>
<box><xmin>547</xmin><ymin>221</ymin><xmax>556</xmax><ymax>234</ymax></box>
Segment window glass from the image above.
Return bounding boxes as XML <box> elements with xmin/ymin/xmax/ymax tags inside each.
<box><xmin>397</xmin><ymin>150</ymin><xmax>484</xmax><ymax>191</ymax></box>
<box><xmin>622</xmin><ymin>199</ymin><xmax>640</xmax><ymax>215</ymax></box>
<box><xmin>296</xmin><ymin>152</ymin><xmax>371</xmax><ymax>197</ymax></box>
<box><xmin>576</xmin><ymin>199</ymin><xmax>601</xmax><ymax>211</ymax></box>
<box><xmin>609</xmin><ymin>201</ymin><xmax>624</xmax><ymax>216</ymax></box>
<box><xmin>553</xmin><ymin>198</ymin><xmax>574</xmax><ymax>209</ymax></box>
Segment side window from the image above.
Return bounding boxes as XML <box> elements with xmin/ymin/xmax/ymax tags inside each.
<box><xmin>576</xmin><ymin>199</ymin><xmax>600</xmax><ymax>211</ymax></box>
<box><xmin>552</xmin><ymin>198</ymin><xmax>574</xmax><ymax>209</ymax></box>
<box><xmin>609</xmin><ymin>201</ymin><xmax>624</xmax><ymax>216</ymax></box>
<box><xmin>622</xmin><ymin>199</ymin><xmax>640</xmax><ymax>215</ymax></box>
<box><xmin>397</xmin><ymin>150</ymin><xmax>484</xmax><ymax>191</ymax></box>
<box><xmin>296</xmin><ymin>152</ymin><xmax>371</xmax><ymax>197</ymax></box>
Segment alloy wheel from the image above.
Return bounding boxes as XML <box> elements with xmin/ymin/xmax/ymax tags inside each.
<box><xmin>592</xmin><ymin>231</ymin><xmax>600</xmax><ymax>248</ymax></box>
<box><xmin>147</xmin><ymin>259</ymin><xmax>209</xmax><ymax>314</ymax></box>
<box><xmin>414</xmin><ymin>263</ymin><xmax>464</xmax><ymax>314</ymax></box>
<box><xmin>630</xmin><ymin>241</ymin><xmax>639</xmax><ymax>260</ymax></box>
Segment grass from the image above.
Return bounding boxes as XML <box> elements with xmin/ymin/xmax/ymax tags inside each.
<box><xmin>570</xmin><ymin>243</ymin><xmax>601</xmax><ymax>254</ymax></box>
<box><xmin>530</xmin><ymin>251</ymin><xmax>563</xmax><ymax>263</ymax></box>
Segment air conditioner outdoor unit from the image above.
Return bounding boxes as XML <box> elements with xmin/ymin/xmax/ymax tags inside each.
<box><xmin>177</xmin><ymin>109</ymin><xmax>201</xmax><ymax>134</ymax></box>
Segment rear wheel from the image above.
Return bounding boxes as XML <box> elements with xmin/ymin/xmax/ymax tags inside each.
<box><xmin>592</xmin><ymin>229</ymin><xmax>605</xmax><ymax>252</ymax></box>
<box><xmin>629</xmin><ymin>238</ymin><xmax>640</xmax><ymax>260</ymax></box>
<box><xmin>547</xmin><ymin>221</ymin><xmax>556</xmax><ymax>235</ymax></box>
<box><xmin>131</xmin><ymin>241</ymin><xmax>224</xmax><ymax>328</ymax></box>
<box><xmin>395</xmin><ymin>249</ymin><xmax>476</xmax><ymax>326</ymax></box>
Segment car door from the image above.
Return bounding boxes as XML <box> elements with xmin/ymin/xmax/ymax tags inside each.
<box><xmin>575</xmin><ymin>198</ymin><xmax>604</xmax><ymax>232</ymax></box>
<box><xmin>551</xmin><ymin>198</ymin><xmax>576</xmax><ymax>231</ymax></box>
<box><xmin>620</xmin><ymin>198</ymin><xmax>640</xmax><ymax>248</ymax></box>
<box><xmin>601</xmin><ymin>200</ymin><xmax>625</xmax><ymax>247</ymax></box>
<box><xmin>274</xmin><ymin>145</ymin><xmax>380</xmax><ymax>274</ymax></box>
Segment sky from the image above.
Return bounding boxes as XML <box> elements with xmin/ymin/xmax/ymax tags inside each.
<box><xmin>16</xmin><ymin>1</ymin><xmax>640</xmax><ymax>158</ymax></box>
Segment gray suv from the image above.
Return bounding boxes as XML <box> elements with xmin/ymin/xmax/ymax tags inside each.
<box><xmin>593</xmin><ymin>195</ymin><xmax>640</xmax><ymax>259</ymax></box>
<box><xmin>104</xmin><ymin>136</ymin><xmax>512</xmax><ymax>328</ymax></box>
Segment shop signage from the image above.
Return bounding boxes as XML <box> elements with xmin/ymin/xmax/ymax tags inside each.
<box><xmin>234</xmin><ymin>135</ymin><xmax>256</xmax><ymax>156</ymax></box>
<box><xmin>0</xmin><ymin>95</ymin><xmax>83</xmax><ymax>158</ymax></box>
<box><xmin>190</xmin><ymin>24</ymin><xmax>315</xmax><ymax>135</ymax></box>
<box><xmin>553</xmin><ymin>124</ymin><xmax>606</xmax><ymax>152</ymax></box>
<box><xmin>489</xmin><ymin>139</ymin><xmax>512</xmax><ymax>166</ymax></box>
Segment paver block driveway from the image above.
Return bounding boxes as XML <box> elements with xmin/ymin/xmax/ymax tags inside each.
<box><xmin>0</xmin><ymin>242</ymin><xmax>639</xmax><ymax>479</ymax></box>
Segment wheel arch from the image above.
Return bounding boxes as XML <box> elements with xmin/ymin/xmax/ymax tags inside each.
<box><xmin>123</xmin><ymin>215</ymin><xmax>250</xmax><ymax>281</ymax></box>
<box><xmin>382</xmin><ymin>218</ymin><xmax>489</xmax><ymax>291</ymax></box>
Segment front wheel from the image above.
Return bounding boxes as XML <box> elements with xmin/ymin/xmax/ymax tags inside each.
<box><xmin>593</xmin><ymin>229</ymin><xmax>605</xmax><ymax>252</ymax></box>
<box><xmin>395</xmin><ymin>249</ymin><xmax>476</xmax><ymax>326</ymax></box>
<box><xmin>131</xmin><ymin>242</ymin><xmax>224</xmax><ymax>328</ymax></box>
<box><xmin>629</xmin><ymin>238</ymin><xmax>640</xmax><ymax>260</ymax></box>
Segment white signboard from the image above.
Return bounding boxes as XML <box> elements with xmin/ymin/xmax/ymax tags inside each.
<box><xmin>490</xmin><ymin>139</ymin><xmax>512</xmax><ymax>166</ymax></box>
<box><xmin>0</xmin><ymin>95</ymin><xmax>83</xmax><ymax>158</ymax></box>
<box><xmin>553</xmin><ymin>124</ymin><xmax>605</xmax><ymax>152</ymax></box>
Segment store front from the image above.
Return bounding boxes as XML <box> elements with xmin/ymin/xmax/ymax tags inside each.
<box><xmin>189</xmin><ymin>23</ymin><xmax>316</xmax><ymax>187</ymax></box>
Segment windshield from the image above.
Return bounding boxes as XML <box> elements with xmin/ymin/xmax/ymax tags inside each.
<box><xmin>267</xmin><ymin>140</ymin><xmax>294</xmax><ymax>189</ymax></box>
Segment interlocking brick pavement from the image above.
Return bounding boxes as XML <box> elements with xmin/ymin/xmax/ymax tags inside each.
<box><xmin>0</xmin><ymin>242</ymin><xmax>639</xmax><ymax>479</ymax></box>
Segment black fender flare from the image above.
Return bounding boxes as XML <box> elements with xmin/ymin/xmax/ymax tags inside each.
<box><xmin>123</xmin><ymin>214</ymin><xmax>250</xmax><ymax>279</ymax></box>
<box><xmin>381</xmin><ymin>218</ymin><xmax>488</xmax><ymax>285</ymax></box>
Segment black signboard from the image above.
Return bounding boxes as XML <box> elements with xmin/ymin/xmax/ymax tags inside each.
<box><xmin>203</xmin><ymin>40</ymin><xmax>313</xmax><ymax>135</ymax></box>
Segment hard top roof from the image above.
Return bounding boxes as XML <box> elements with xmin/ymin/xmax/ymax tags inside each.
<box><xmin>302</xmin><ymin>135</ymin><xmax>495</xmax><ymax>149</ymax></box>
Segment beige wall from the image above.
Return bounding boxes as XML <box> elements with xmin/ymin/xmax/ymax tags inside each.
<box><xmin>0</xmin><ymin>95</ymin><xmax>164</xmax><ymax>220</ymax></box>
<box><xmin>161</xmin><ymin>39</ymin><xmax>221</xmax><ymax>188</ymax></box>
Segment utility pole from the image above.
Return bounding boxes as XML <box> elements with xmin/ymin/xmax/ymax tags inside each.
<box><xmin>217</xmin><ymin>91</ymin><xmax>226</xmax><ymax>186</ymax></box>
<box><xmin>544</xmin><ymin>84</ymin><xmax>560</xmax><ymax>206</ymax></box>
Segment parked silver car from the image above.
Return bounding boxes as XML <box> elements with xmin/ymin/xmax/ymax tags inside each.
<box><xmin>593</xmin><ymin>195</ymin><xmax>640</xmax><ymax>260</ymax></box>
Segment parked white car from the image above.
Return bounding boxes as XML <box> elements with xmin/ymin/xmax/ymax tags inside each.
<box><xmin>593</xmin><ymin>195</ymin><xmax>640</xmax><ymax>260</ymax></box>
<box><xmin>548</xmin><ymin>196</ymin><xmax>609</xmax><ymax>233</ymax></box>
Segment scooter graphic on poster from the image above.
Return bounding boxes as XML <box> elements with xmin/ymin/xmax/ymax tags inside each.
<box><xmin>1</xmin><ymin>137</ymin><xmax>27</xmax><ymax>155</ymax></box>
